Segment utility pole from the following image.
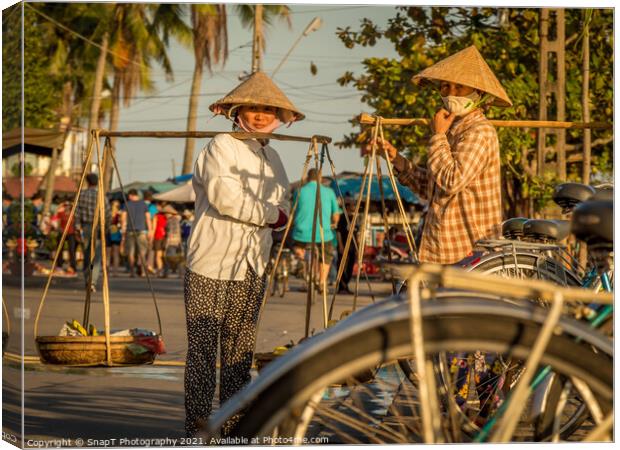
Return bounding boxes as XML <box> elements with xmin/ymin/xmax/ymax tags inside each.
<box><xmin>537</xmin><ymin>9</ymin><xmax>567</xmax><ymax>186</ymax></box>
<box><xmin>251</xmin><ymin>5</ymin><xmax>263</xmax><ymax>73</ymax></box>
<box><xmin>581</xmin><ymin>10</ymin><xmax>591</xmax><ymax>186</ymax></box>
<box><xmin>579</xmin><ymin>10</ymin><xmax>592</xmax><ymax>269</ymax></box>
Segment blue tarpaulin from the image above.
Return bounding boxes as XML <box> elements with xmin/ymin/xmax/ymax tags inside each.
<box><xmin>171</xmin><ymin>173</ymin><xmax>193</xmax><ymax>183</ymax></box>
<box><xmin>329</xmin><ymin>175</ymin><xmax>420</xmax><ymax>205</ymax></box>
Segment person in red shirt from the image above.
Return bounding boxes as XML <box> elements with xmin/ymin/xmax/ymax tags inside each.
<box><xmin>108</xmin><ymin>200</ymin><xmax>123</xmax><ymax>276</ymax></box>
<box><xmin>152</xmin><ymin>201</ymin><xmax>167</xmax><ymax>277</ymax></box>
<box><xmin>56</xmin><ymin>198</ymin><xmax>78</xmax><ymax>275</ymax></box>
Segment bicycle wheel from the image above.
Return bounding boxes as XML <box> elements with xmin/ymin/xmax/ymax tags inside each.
<box><xmin>472</xmin><ymin>252</ymin><xmax>594</xmax><ymax>439</ymax></box>
<box><xmin>204</xmin><ymin>296</ymin><xmax>612</xmax><ymax>443</ymax></box>
<box><xmin>469</xmin><ymin>252</ymin><xmax>581</xmax><ymax>287</ymax></box>
<box><xmin>531</xmin><ymin>372</ymin><xmax>591</xmax><ymax>441</ymax></box>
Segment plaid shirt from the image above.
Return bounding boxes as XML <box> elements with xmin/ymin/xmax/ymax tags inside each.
<box><xmin>74</xmin><ymin>187</ymin><xmax>111</xmax><ymax>229</ymax></box>
<box><xmin>395</xmin><ymin>109</ymin><xmax>502</xmax><ymax>264</ymax></box>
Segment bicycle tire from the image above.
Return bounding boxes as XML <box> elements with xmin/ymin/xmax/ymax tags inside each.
<box><xmin>468</xmin><ymin>252</ymin><xmax>582</xmax><ymax>287</ymax></box>
<box><xmin>532</xmin><ymin>373</ymin><xmax>590</xmax><ymax>441</ymax></box>
<box><xmin>398</xmin><ymin>252</ymin><xmax>583</xmax><ymax>435</ymax></box>
<box><xmin>205</xmin><ymin>296</ymin><xmax>612</xmax><ymax>443</ymax></box>
<box><xmin>471</xmin><ymin>251</ymin><xmax>587</xmax><ymax>440</ymax></box>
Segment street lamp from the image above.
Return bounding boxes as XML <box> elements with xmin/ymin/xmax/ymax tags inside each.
<box><xmin>271</xmin><ymin>16</ymin><xmax>323</xmax><ymax>77</ymax></box>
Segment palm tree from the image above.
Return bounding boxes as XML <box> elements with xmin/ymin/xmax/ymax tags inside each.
<box><xmin>180</xmin><ymin>4</ymin><xmax>290</xmax><ymax>175</ymax></box>
<box><xmin>28</xmin><ymin>3</ymin><xmax>111</xmax><ymax>213</ymax></box>
<box><xmin>181</xmin><ymin>4</ymin><xmax>228</xmax><ymax>175</ymax></box>
<box><xmin>103</xmin><ymin>4</ymin><xmax>190</xmax><ymax>190</ymax></box>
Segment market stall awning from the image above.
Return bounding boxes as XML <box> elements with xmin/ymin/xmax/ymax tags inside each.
<box><xmin>3</xmin><ymin>175</ymin><xmax>77</xmax><ymax>199</ymax></box>
<box><xmin>153</xmin><ymin>181</ymin><xmax>195</xmax><ymax>203</ymax></box>
<box><xmin>170</xmin><ymin>173</ymin><xmax>192</xmax><ymax>184</ymax></box>
<box><xmin>2</xmin><ymin>127</ymin><xmax>65</xmax><ymax>158</ymax></box>
<box><xmin>330</xmin><ymin>175</ymin><xmax>420</xmax><ymax>205</ymax></box>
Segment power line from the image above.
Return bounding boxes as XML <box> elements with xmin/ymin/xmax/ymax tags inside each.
<box><xmin>290</xmin><ymin>6</ymin><xmax>371</xmax><ymax>15</ymax></box>
<box><xmin>25</xmin><ymin>3</ymin><xmax>146</xmax><ymax>70</ymax></box>
<box><xmin>204</xmin><ymin>5</ymin><xmax>372</xmax><ymax>17</ymax></box>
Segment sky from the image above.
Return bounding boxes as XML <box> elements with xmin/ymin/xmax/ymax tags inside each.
<box><xmin>112</xmin><ymin>4</ymin><xmax>400</xmax><ymax>187</ymax></box>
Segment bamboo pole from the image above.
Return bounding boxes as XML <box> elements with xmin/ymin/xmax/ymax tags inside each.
<box><xmin>96</xmin><ymin>136</ymin><xmax>113</xmax><ymax>366</ymax></box>
<box><xmin>358</xmin><ymin>113</ymin><xmax>612</xmax><ymax>130</ymax></box>
<box><xmin>95</xmin><ymin>129</ymin><xmax>332</xmax><ymax>144</ymax></box>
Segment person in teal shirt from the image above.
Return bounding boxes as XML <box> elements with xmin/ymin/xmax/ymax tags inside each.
<box><xmin>292</xmin><ymin>168</ymin><xmax>341</xmax><ymax>291</ymax></box>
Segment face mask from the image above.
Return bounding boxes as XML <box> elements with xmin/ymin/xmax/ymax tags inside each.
<box><xmin>236</xmin><ymin>115</ymin><xmax>282</xmax><ymax>134</ymax></box>
<box><xmin>441</xmin><ymin>91</ymin><xmax>481</xmax><ymax>116</ymax></box>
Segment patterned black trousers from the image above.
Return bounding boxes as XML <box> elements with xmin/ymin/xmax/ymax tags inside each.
<box><xmin>183</xmin><ymin>267</ymin><xmax>265</xmax><ymax>437</ymax></box>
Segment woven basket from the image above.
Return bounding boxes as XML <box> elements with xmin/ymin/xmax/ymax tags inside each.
<box><xmin>36</xmin><ymin>335</ymin><xmax>157</xmax><ymax>366</ymax></box>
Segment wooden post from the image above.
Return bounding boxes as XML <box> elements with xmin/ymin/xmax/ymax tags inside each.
<box><xmin>580</xmin><ymin>10</ymin><xmax>592</xmax><ymax>270</ymax></box>
<box><xmin>581</xmin><ymin>11</ymin><xmax>592</xmax><ymax>186</ymax></box>
<box><xmin>537</xmin><ymin>9</ymin><xmax>567</xmax><ymax>182</ymax></box>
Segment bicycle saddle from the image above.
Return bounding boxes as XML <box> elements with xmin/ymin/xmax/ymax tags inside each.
<box><xmin>501</xmin><ymin>217</ymin><xmax>529</xmax><ymax>239</ymax></box>
<box><xmin>523</xmin><ymin>219</ymin><xmax>571</xmax><ymax>242</ymax></box>
<box><xmin>552</xmin><ymin>183</ymin><xmax>595</xmax><ymax>211</ymax></box>
<box><xmin>571</xmin><ymin>200</ymin><xmax>613</xmax><ymax>245</ymax></box>
<box><xmin>592</xmin><ymin>187</ymin><xmax>613</xmax><ymax>201</ymax></box>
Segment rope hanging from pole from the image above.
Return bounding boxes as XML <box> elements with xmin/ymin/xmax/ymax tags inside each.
<box><xmin>34</xmin><ymin>130</ymin><xmax>164</xmax><ymax>362</ymax></box>
<box><xmin>95</xmin><ymin>135</ymin><xmax>113</xmax><ymax>365</ymax></box>
<box><xmin>108</xmin><ymin>138</ymin><xmax>163</xmax><ymax>337</ymax></box>
<box><xmin>34</xmin><ymin>132</ymin><xmax>96</xmax><ymax>339</ymax></box>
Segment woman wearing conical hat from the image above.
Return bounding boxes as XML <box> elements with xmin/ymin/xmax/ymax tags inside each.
<box><xmin>183</xmin><ymin>72</ymin><xmax>303</xmax><ymax>437</ymax></box>
<box><xmin>370</xmin><ymin>45</ymin><xmax>512</xmax><ymax>265</ymax></box>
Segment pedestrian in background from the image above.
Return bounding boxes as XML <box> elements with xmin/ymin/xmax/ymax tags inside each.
<box><xmin>108</xmin><ymin>199</ymin><xmax>123</xmax><ymax>276</ymax></box>
<box><xmin>180</xmin><ymin>209</ymin><xmax>193</xmax><ymax>256</ymax></box>
<box><xmin>75</xmin><ymin>173</ymin><xmax>111</xmax><ymax>291</ymax></box>
<box><xmin>121</xmin><ymin>189</ymin><xmax>151</xmax><ymax>278</ymax></box>
<box><xmin>143</xmin><ymin>190</ymin><xmax>158</xmax><ymax>274</ymax></box>
<box><xmin>152</xmin><ymin>201</ymin><xmax>167</xmax><ymax>277</ymax></box>
<box><xmin>162</xmin><ymin>205</ymin><xmax>183</xmax><ymax>278</ymax></box>
<box><xmin>291</xmin><ymin>168</ymin><xmax>341</xmax><ymax>292</ymax></box>
<box><xmin>56</xmin><ymin>197</ymin><xmax>78</xmax><ymax>275</ymax></box>
<box><xmin>336</xmin><ymin>196</ymin><xmax>356</xmax><ymax>294</ymax></box>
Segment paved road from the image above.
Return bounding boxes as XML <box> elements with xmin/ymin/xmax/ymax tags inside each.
<box><xmin>2</xmin><ymin>271</ymin><xmax>390</xmax><ymax>446</ymax></box>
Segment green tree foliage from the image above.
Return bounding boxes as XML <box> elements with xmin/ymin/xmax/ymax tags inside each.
<box><xmin>336</xmin><ymin>7</ymin><xmax>613</xmax><ymax>216</ymax></box>
<box><xmin>2</xmin><ymin>4</ymin><xmax>62</xmax><ymax>130</ymax></box>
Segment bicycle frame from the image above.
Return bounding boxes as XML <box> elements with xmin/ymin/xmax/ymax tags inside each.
<box><xmin>396</xmin><ymin>264</ymin><xmax>613</xmax><ymax>443</ymax></box>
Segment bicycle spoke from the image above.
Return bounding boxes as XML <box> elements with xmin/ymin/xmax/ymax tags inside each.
<box><xmin>551</xmin><ymin>380</ymin><xmax>572</xmax><ymax>442</ymax></box>
<box><xmin>490</xmin><ymin>292</ymin><xmax>565</xmax><ymax>442</ymax></box>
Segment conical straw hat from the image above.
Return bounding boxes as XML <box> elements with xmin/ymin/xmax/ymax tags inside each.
<box><xmin>412</xmin><ymin>45</ymin><xmax>512</xmax><ymax>107</ymax></box>
<box><xmin>209</xmin><ymin>71</ymin><xmax>305</xmax><ymax>123</ymax></box>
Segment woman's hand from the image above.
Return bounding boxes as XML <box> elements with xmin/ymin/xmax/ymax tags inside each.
<box><xmin>432</xmin><ymin>108</ymin><xmax>456</xmax><ymax>135</ymax></box>
<box><xmin>361</xmin><ymin>138</ymin><xmax>398</xmax><ymax>161</ymax></box>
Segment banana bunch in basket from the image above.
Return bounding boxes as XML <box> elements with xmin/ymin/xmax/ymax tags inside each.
<box><xmin>61</xmin><ymin>319</ymin><xmax>99</xmax><ymax>337</ymax></box>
